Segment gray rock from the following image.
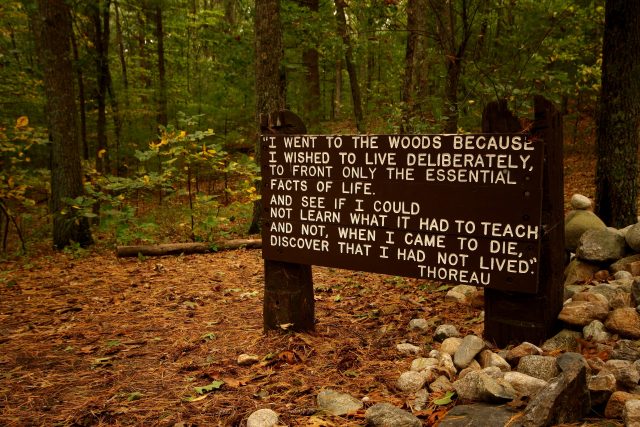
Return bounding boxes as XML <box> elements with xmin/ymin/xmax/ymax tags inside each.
<box><xmin>564</xmin><ymin>258</ymin><xmax>600</xmax><ymax>287</ymax></box>
<box><xmin>504</xmin><ymin>371</ymin><xmax>548</xmax><ymax>397</ymax></box>
<box><xmin>605</xmin><ymin>359</ymin><xmax>640</xmax><ymax>389</ymax></box>
<box><xmin>612</xmin><ymin>340</ymin><xmax>640</xmax><ymax>361</ymax></box>
<box><xmin>237</xmin><ymin>353</ymin><xmax>260</xmax><ymax>366</ymax></box>
<box><xmin>571</xmin><ymin>194</ymin><xmax>592</xmax><ymax>210</ymax></box>
<box><xmin>589</xmin><ymin>372</ymin><xmax>617</xmax><ymax>407</ymax></box>
<box><xmin>437</xmin><ymin>352</ymin><xmax>458</xmax><ymax>379</ymax></box>
<box><xmin>558</xmin><ymin>300</ymin><xmax>609</xmax><ymax>326</ymax></box>
<box><xmin>565</xmin><ymin>210</ymin><xmax>607</xmax><ymax>252</ymax></box>
<box><xmin>520</xmin><ymin>354</ymin><xmax>590</xmax><ymax>426</ymax></box>
<box><xmin>557</xmin><ymin>352</ymin><xmax>590</xmax><ymax>374</ymax></box>
<box><xmin>583</xmin><ymin>320</ymin><xmax>612</xmax><ymax>343</ymax></box>
<box><xmin>445</xmin><ymin>285</ymin><xmax>477</xmax><ymax>304</ymax></box>
<box><xmin>614</xmin><ymin>270</ymin><xmax>634</xmax><ymax>281</ymax></box>
<box><xmin>606</xmin><ymin>308</ymin><xmax>640</xmax><ymax>339</ymax></box>
<box><xmin>590</xmin><ymin>283</ymin><xmax>623</xmax><ymax>304</ymax></box>
<box><xmin>434</xmin><ymin>324</ymin><xmax>460</xmax><ymax>341</ymax></box>
<box><xmin>505</xmin><ymin>342</ymin><xmax>543</xmax><ymax>364</ymax></box>
<box><xmin>364</xmin><ymin>402</ymin><xmax>421</xmax><ymax>427</ymax></box>
<box><xmin>576</xmin><ymin>228</ymin><xmax>626</xmax><ymax>263</ymax></box>
<box><xmin>397</xmin><ymin>370</ymin><xmax>428</xmax><ymax>393</ymax></box>
<box><xmin>440</xmin><ymin>337</ymin><xmax>463</xmax><ymax>355</ymax></box>
<box><xmin>478</xmin><ymin>350</ymin><xmax>511</xmax><ymax>372</ymax></box>
<box><xmin>481</xmin><ymin>366</ymin><xmax>504</xmax><ymax>379</ymax></box>
<box><xmin>517</xmin><ymin>355</ymin><xmax>560</xmax><ymax>382</ymax></box>
<box><xmin>453</xmin><ymin>370</ymin><xmax>516</xmax><ymax>403</ymax></box>
<box><xmin>564</xmin><ymin>284</ymin><xmax>591</xmax><ymax>301</ymax></box>
<box><xmin>438</xmin><ymin>403</ymin><xmax>519</xmax><ymax>427</ymax></box>
<box><xmin>429</xmin><ymin>375</ymin><xmax>455</xmax><ymax>393</ymax></box>
<box><xmin>541</xmin><ymin>329</ymin><xmax>582</xmax><ymax>352</ymax></box>
<box><xmin>397</xmin><ymin>343</ymin><xmax>421</xmax><ymax>355</ymax></box>
<box><xmin>408</xmin><ymin>318</ymin><xmax>430</xmax><ymax>332</ymax></box>
<box><xmin>611</xmin><ymin>254</ymin><xmax>640</xmax><ymax>274</ymax></box>
<box><xmin>625</xmin><ymin>223</ymin><xmax>640</xmax><ymax>252</ymax></box>
<box><xmin>247</xmin><ymin>408</ymin><xmax>279</xmax><ymax>427</ymax></box>
<box><xmin>317</xmin><ymin>389</ymin><xmax>363</xmax><ymax>416</ymax></box>
<box><xmin>410</xmin><ymin>357</ymin><xmax>439</xmax><ymax>372</ymax></box>
<box><xmin>454</xmin><ymin>335</ymin><xmax>486</xmax><ymax>369</ymax></box>
<box><xmin>577</xmin><ymin>289</ymin><xmax>611</xmax><ymax>305</ymax></box>
<box><xmin>624</xmin><ymin>399</ymin><xmax>640</xmax><ymax>427</ymax></box>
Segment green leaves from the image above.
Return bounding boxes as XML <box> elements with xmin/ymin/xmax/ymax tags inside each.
<box><xmin>194</xmin><ymin>380</ymin><xmax>224</xmax><ymax>395</ymax></box>
<box><xmin>433</xmin><ymin>391</ymin><xmax>456</xmax><ymax>406</ymax></box>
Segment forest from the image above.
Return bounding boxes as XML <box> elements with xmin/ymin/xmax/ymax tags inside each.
<box><xmin>0</xmin><ymin>0</ymin><xmax>611</xmax><ymax>253</ymax></box>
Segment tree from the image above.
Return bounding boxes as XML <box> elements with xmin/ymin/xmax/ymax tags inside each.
<box><xmin>594</xmin><ymin>0</ymin><xmax>640</xmax><ymax>228</ymax></box>
<box><xmin>248</xmin><ymin>0</ymin><xmax>285</xmax><ymax>234</ymax></box>
<box><xmin>401</xmin><ymin>0</ymin><xmax>429</xmax><ymax>132</ymax></box>
<box><xmin>30</xmin><ymin>0</ymin><xmax>93</xmax><ymax>248</ymax></box>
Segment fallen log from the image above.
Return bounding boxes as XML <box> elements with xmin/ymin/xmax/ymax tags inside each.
<box><xmin>116</xmin><ymin>239</ymin><xmax>262</xmax><ymax>258</ymax></box>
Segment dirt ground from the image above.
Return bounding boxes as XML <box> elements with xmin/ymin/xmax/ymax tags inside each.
<box><xmin>0</xmin><ymin>143</ymin><xmax>619</xmax><ymax>427</ymax></box>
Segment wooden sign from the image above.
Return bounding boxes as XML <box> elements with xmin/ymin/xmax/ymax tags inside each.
<box><xmin>261</xmin><ymin>134</ymin><xmax>544</xmax><ymax>293</ymax></box>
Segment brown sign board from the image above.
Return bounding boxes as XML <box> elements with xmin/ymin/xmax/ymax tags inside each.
<box><xmin>261</xmin><ymin>134</ymin><xmax>544</xmax><ymax>293</ymax></box>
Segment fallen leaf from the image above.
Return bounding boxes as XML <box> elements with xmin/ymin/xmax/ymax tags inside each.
<box><xmin>194</xmin><ymin>380</ymin><xmax>224</xmax><ymax>395</ymax></box>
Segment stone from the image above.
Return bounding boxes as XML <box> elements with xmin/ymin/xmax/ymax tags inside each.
<box><xmin>470</xmin><ymin>289</ymin><xmax>485</xmax><ymax>308</ymax></box>
<box><xmin>624</xmin><ymin>399</ymin><xmax>640</xmax><ymax>427</ymax></box>
<box><xmin>429</xmin><ymin>375</ymin><xmax>455</xmax><ymax>393</ymax></box>
<box><xmin>434</xmin><ymin>324</ymin><xmax>460</xmax><ymax>342</ymax></box>
<box><xmin>576</xmin><ymin>228</ymin><xmax>626</xmax><ymax>263</ymax></box>
<box><xmin>452</xmin><ymin>370</ymin><xmax>516</xmax><ymax>403</ymax></box>
<box><xmin>517</xmin><ymin>355</ymin><xmax>560</xmax><ymax>382</ymax></box>
<box><xmin>565</xmin><ymin>210</ymin><xmax>607</xmax><ymax>252</ymax></box>
<box><xmin>237</xmin><ymin>353</ymin><xmax>260</xmax><ymax>366</ymax></box>
<box><xmin>626</xmin><ymin>223</ymin><xmax>640</xmax><ymax>252</ymax></box>
<box><xmin>589</xmin><ymin>372</ymin><xmax>617</xmax><ymax>407</ymax></box>
<box><xmin>520</xmin><ymin>354</ymin><xmax>590</xmax><ymax>426</ymax></box>
<box><xmin>541</xmin><ymin>329</ymin><xmax>582</xmax><ymax>352</ymax></box>
<box><xmin>438</xmin><ymin>403</ymin><xmax>519</xmax><ymax>427</ymax></box>
<box><xmin>410</xmin><ymin>357</ymin><xmax>439</xmax><ymax>372</ymax></box>
<box><xmin>590</xmin><ymin>283</ymin><xmax>624</xmax><ymax>304</ymax></box>
<box><xmin>606</xmin><ymin>308</ymin><xmax>640</xmax><ymax>339</ymax></box>
<box><xmin>504</xmin><ymin>371</ymin><xmax>548</xmax><ymax>397</ymax></box>
<box><xmin>413</xmin><ymin>388</ymin><xmax>429</xmax><ymax>411</ymax></box>
<box><xmin>481</xmin><ymin>366</ymin><xmax>504</xmax><ymax>379</ymax></box>
<box><xmin>558</xmin><ymin>300</ymin><xmax>609</xmax><ymax>327</ymax></box>
<box><xmin>505</xmin><ymin>342</ymin><xmax>543</xmax><ymax>364</ymax></box>
<box><xmin>440</xmin><ymin>337</ymin><xmax>463</xmax><ymax>355</ymax></box>
<box><xmin>594</xmin><ymin>270</ymin><xmax>611</xmax><ymax>281</ymax></box>
<box><xmin>564</xmin><ymin>284</ymin><xmax>590</xmax><ymax>301</ymax></box>
<box><xmin>478</xmin><ymin>350</ymin><xmax>511</xmax><ymax>372</ymax></box>
<box><xmin>615</xmin><ymin>270</ymin><xmax>634</xmax><ymax>281</ymax></box>
<box><xmin>605</xmin><ymin>391</ymin><xmax>637</xmax><ymax>419</ymax></box>
<box><xmin>396</xmin><ymin>370</ymin><xmax>428</xmax><ymax>393</ymax></box>
<box><xmin>408</xmin><ymin>318</ymin><xmax>430</xmax><ymax>332</ymax></box>
<box><xmin>612</xmin><ymin>340</ymin><xmax>640</xmax><ymax>361</ymax></box>
<box><xmin>557</xmin><ymin>352</ymin><xmax>590</xmax><ymax>374</ymax></box>
<box><xmin>444</xmin><ymin>291</ymin><xmax>467</xmax><ymax>304</ymax></box>
<box><xmin>397</xmin><ymin>343</ymin><xmax>422</xmax><ymax>355</ymax></box>
<box><xmin>247</xmin><ymin>409</ymin><xmax>279</xmax><ymax>427</ymax></box>
<box><xmin>564</xmin><ymin>258</ymin><xmax>600</xmax><ymax>287</ymax></box>
<box><xmin>364</xmin><ymin>402</ymin><xmax>421</xmax><ymax>427</ymax></box>
<box><xmin>583</xmin><ymin>320</ymin><xmax>612</xmax><ymax>343</ymax></box>
<box><xmin>571</xmin><ymin>194</ymin><xmax>592</xmax><ymax>210</ymax></box>
<box><xmin>605</xmin><ymin>359</ymin><xmax>640</xmax><ymax>389</ymax></box>
<box><xmin>587</xmin><ymin>357</ymin><xmax>608</xmax><ymax>374</ymax></box>
<box><xmin>454</xmin><ymin>335</ymin><xmax>486</xmax><ymax>369</ymax></box>
<box><xmin>437</xmin><ymin>352</ymin><xmax>458</xmax><ymax>379</ymax></box>
<box><xmin>633</xmin><ymin>278</ymin><xmax>640</xmax><ymax>305</ymax></box>
<box><xmin>611</xmin><ymin>254</ymin><xmax>640</xmax><ymax>274</ymax></box>
<box><xmin>576</xmin><ymin>289</ymin><xmax>610</xmax><ymax>305</ymax></box>
<box><xmin>316</xmin><ymin>389</ymin><xmax>363</xmax><ymax>416</ymax></box>
<box><xmin>445</xmin><ymin>285</ymin><xmax>477</xmax><ymax>304</ymax></box>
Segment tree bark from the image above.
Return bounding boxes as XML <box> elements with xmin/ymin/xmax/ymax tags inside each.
<box><xmin>595</xmin><ymin>0</ymin><xmax>640</xmax><ymax>228</ymax></box>
<box><xmin>335</xmin><ymin>0</ymin><xmax>365</xmax><ymax>133</ymax></box>
<box><xmin>298</xmin><ymin>0</ymin><xmax>321</xmax><ymax>127</ymax></box>
<box><xmin>401</xmin><ymin>0</ymin><xmax>428</xmax><ymax>132</ymax></box>
<box><xmin>116</xmin><ymin>239</ymin><xmax>263</xmax><ymax>257</ymax></box>
<box><xmin>154</xmin><ymin>4</ymin><xmax>168</xmax><ymax>127</ymax></box>
<box><xmin>93</xmin><ymin>0</ymin><xmax>111</xmax><ymax>174</ymax></box>
<box><xmin>31</xmin><ymin>0</ymin><xmax>93</xmax><ymax>249</ymax></box>
<box><xmin>248</xmin><ymin>0</ymin><xmax>285</xmax><ymax>234</ymax></box>
<box><xmin>70</xmin><ymin>23</ymin><xmax>88</xmax><ymax>161</ymax></box>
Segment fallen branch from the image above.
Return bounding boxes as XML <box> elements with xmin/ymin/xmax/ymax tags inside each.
<box><xmin>116</xmin><ymin>239</ymin><xmax>262</xmax><ymax>258</ymax></box>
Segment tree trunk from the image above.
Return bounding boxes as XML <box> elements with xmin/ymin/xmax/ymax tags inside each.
<box><xmin>70</xmin><ymin>24</ymin><xmax>88</xmax><ymax>161</ymax></box>
<box><xmin>401</xmin><ymin>0</ymin><xmax>428</xmax><ymax>132</ymax></box>
<box><xmin>299</xmin><ymin>0</ymin><xmax>321</xmax><ymax>127</ymax></box>
<box><xmin>93</xmin><ymin>0</ymin><xmax>110</xmax><ymax>173</ymax></box>
<box><xmin>595</xmin><ymin>0</ymin><xmax>640</xmax><ymax>228</ymax></box>
<box><xmin>31</xmin><ymin>0</ymin><xmax>93</xmax><ymax>249</ymax></box>
<box><xmin>248</xmin><ymin>0</ymin><xmax>285</xmax><ymax>234</ymax></box>
<box><xmin>154</xmin><ymin>4</ymin><xmax>168</xmax><ymax>127</ymax></box>
<box><xmin>114</xmin><ymin>0</ymin><xmax>128</xmax><ymax>91</ymax></box>
<box><xmin>335</xmin><ymin>0</ymin><xmax>365</xmax><ymax>133</ymax></box>
<box><xmin>333</xmin><ymin>59</ymin><xmax>342</xmax><ymax>119</ymax></box>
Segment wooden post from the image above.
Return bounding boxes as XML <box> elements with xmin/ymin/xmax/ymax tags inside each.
<box><xmin>261</xmin><ymin>111</ymin><xmax>315</xmax><ymax>332</ymax></box>
<box><xmin>482</xmin><ymin>97</ymin><xmax>565</xmax><ymax>347</ymax></box>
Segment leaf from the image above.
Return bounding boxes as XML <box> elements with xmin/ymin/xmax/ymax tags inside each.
<box><xmin>194</xmin><ymin>380</ymin><xmax>224</xmax><ymax>395</ymax></box>
<box><xmin>433</xmin><ymin>390</ymin><xmax>456</xmax><ymax>405</ymax></box>
<box><xmin>98</xmin><ymin>149</ymin><xmax>107</xmax><ymax>158</ymax></box>
<box><xmin>127</xmin><ymin>391</ymin><xmax>143</xmax><ymax>401</ymax></box>
<box><xmin>15</xmin><ymin>116</ymin><xmax>29</xmax><ymax>128</ymax></box>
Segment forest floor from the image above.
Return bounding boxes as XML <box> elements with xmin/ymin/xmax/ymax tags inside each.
<box><xmin>0</xmin><ymin>143</ymin><xmax>617</xmax><ymax>426</ymax></box>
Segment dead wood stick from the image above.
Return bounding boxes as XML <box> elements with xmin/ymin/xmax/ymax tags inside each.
<box><xmin>116</xmin><ymin>239</ymin><xmax>262</xmax><ymax>258</ymax></box>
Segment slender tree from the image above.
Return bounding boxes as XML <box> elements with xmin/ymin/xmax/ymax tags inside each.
<box><xmin>153</xmin><ymin>2</ymin><xmax>168</xmax><ymax>127</ymax></box>
<box><xmin>298</xmin><ymin>0</ymin><xmax>321</xmax><ymax>127</ymax></box>
<box><xmin>249</xmin><ymin>0</ymin><xmax>285</xmax><ymax>234</ymax></box>
<box><xmin>335</xmin><ymin>0</ymin><xmax>365</xmax><ymax>133</ymax></box>
<box><xmin>30</xmin><ymin>0</ymin><xmax>93</xmax><ymax>248</ymax></box>
<box><xmin>595</xmin><ymin>0</ymin><xmax>640</xmax><ymax>227</ymax></box>
<box><xmin>401</xmin><ymin>0</ymin><xmax>429</xmax><ymax>132</ymax></box>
